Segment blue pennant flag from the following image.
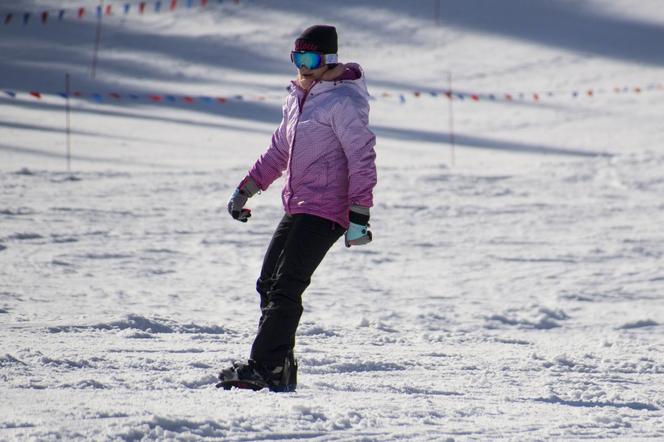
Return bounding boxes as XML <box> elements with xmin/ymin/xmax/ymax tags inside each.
<box><xmin>187</xmin><ymin>0</ymin><xmax>194</xmax><ymax>7</ymax></box>
<box><xmin>4</xmin><ymin>91</ymin><xmax>17</xmax><ymax>98</ymax></box>
<box><xmin>155</xmin><ymin>1</ymin><xmax>162</xmax><ymax>12</ymax></box>
<box><xmin>57</xmin><ymin>92</ymin><xmax>68</xmax><ymax>98</ymax></box>
<box><xmin>200</xmin><ymin>96</ymin><xmax>214</xmax><ymax>103</ymax></box>
<box><xmin>92</xmin><ymin>93</ymin><xmax>103</xmax><ymax>102</ymax></box>
<box><xmin>97</xmin><ymin>6</ymin><xmax>103</xmax><ymax>18</ymax></box>
<box><xmin>129</xmin><ymin>94</ymin><xmax>140</xmax><ymax>100</ymax></box>
<box><xmin>58</xmin><ymin>10</ymin><xmax>65</xmax><ymax>20</ymax></box>
<box><xmin>124</xmin><ymin>4</ymin><xmax>131</xmax><ymax>14</ymax></box>
<box><xmin>166</xmin><ymin>95</ymin><xmax>177</xmax><ymax>102</ymax></box>
<box><xmin>23</xmin><ymin>13</ymin><xmax>31</xmax><ymax>25</ymax></box>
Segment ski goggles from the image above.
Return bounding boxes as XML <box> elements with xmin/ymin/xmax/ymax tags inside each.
<box><xmin>290</xmin><ymin>51</ymin><xmax>338</xmax><ymax>69</ymax></box>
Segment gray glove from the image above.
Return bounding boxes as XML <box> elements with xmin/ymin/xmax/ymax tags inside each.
<box><xmin>227</xmin><ymin>177</ymin><xmax>259</xmax><ymax>222</ymax></box>
<box><xmin>345</xmin><ymin>205</ymin><xmax>372</xmax><ymax>247</ymax></box>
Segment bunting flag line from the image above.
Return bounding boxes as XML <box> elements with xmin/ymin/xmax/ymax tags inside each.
<box><xmin>1</xmin><ymin>0</ymin><xmax>240</xmax><ymax>27</ymax></box>
<box><xmin>374</xmin><ymin>82</ymin><xmax>664</xmax><ymax>104</ymax></box>
<box><xmin>2</xmin><ymin>82</ymin><xmax>662</xmax><ymax>106</ymax></box>
<box><xmin>1</xmin><ymin>89</ymin><xmax>274</xmax><ymax>105</ymax></box>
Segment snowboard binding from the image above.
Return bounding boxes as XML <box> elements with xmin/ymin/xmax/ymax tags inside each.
<box><xmin>216</xmin><ymin>353</ymin><xmax>297</xmax><ymax>392</ymax></box>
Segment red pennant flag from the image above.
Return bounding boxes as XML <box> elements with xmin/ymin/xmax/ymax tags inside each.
<box><xmin>150</xmin><ymin>95</ymin><xmax>163</xmax><ymax>102</ymax></box>
<box><xmin>217</xmin><ymin>97</ymin><xmax>227</xmax><ymax>103</ymax></box>
<box><xmin>30</xmin><ymin>91</ymin><xmax>42</xmax><ymax>99</ymax></box>
<box><xmin>586</xmin><ymin>89</ymin><xmax>594</xmax><ymax>97</ymax></box>
<box><xmin>444</xmin><ymin>91</ymin><xmax>452</xmax><ymax>99</ymax></box>
<box><xmin>183</xmin><ymin>96</ymin><xmax>194</xmax><ymax>103</ymax></box>
<box><xmin>78</xmin><ymin>8</ymin><xmax>85</xmax><ymax>18</ymax></box>
<box><xmin>533</xmin><ymin>93</ymin><xmax>540</xmax><ymax>101</ymax></box>
<box><xmin>5</xmin><ymin>13</ymin><xmax>13</xmax><ymax>24</ymax></box>
<box><xmin>171</xmin><ymin>0</ymin><xmax>178</xmax><ymax>10</ymax></box>
<box><xmin>201</xmin><ymin>0</ymin><xmax>209</xmax><ymax>6</ymax></box>
<box><xmin>505</xmin><ymin>94</ymin><xmax>513</xmax><ymax>101</ymax></box>
<box><xmin>634</xmin><ymin>87</ymin><xmax>642</xmax><ymax>93</ymax></box>
<box><xmin>109</xmin><ymin>92</ymin><xmax>121</xmax><ymax>99</ymax></box>
<box><xmin>41</xmin><ymin>11</ymin><xmax>48</xmax><ymax>24</ymax></box>
<box><xmin>413</xmin><ymin>91</ymin><xmax>421</xmax><ymax>97</ymax></box>
<box><xmin>139</xmin><ymin>2</ymin><xmax>146</xmax><ymax>14</ymax></box>
<box><xmin>470</xmin><ymin>94</ymin><xmax>479</xmax><ymax>101</ymax></box>
<box><xmin>105</xmin><ymin>5</ymin><xmax>112</xmax><ymax>15</ymax></box>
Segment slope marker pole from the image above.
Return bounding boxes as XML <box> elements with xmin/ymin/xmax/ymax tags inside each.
<box><xmin>65</xmin><ymin>72</ymin><xmax>72</xmax><ymax>174</ymax></box>
<box><xmin>446</xmin><ymin>71</ymin><xmax>456</xmax><ymax>167</ymax></box>
<box><xmin>91</xmin><ymin>0</ymin><xmax>104</xmax><ymax>79</ymax></box>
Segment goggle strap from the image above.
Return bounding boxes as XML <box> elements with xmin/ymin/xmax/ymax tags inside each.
<box><xmin>324</xmin><ymin>54</ymin><xmax>338</xmax><ymax>64</ymax></box>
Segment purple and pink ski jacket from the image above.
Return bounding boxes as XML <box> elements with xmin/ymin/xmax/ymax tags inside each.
<box><xmin>246</xmin><ymin>63</ymin><xmax>377</xmax><ymax>229</ymax></box>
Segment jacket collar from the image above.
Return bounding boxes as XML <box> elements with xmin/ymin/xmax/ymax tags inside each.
<box><xmin>289</xmin><ymin>78</ymin><xmax>355</xmax><ymax>98</ymax></box>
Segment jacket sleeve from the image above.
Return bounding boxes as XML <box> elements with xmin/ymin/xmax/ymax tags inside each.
<box><xmin>331</xmin><ymin>94</ymin><xmax>377</xmax><ymax>208</ymax></box>
<box><xmin>247</xmin><ymin>103</ymin><xmax>290</xmax><ymax>191</ymax></box>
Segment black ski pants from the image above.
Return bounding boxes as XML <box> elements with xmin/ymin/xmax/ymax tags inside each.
<box><xmin>250</xmin><ymin>213</ymin><xmax>343</xmax><ymax>367</ymax></box>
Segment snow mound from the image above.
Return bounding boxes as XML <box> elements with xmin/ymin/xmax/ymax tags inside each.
<box><xmin>618</xmin><ymin>319</ymin><xmax>659</xmax><ymax>330</ymax></box>
<box><xmin>47</xmin><ymin>314</ymin><xmax>232</xmax><ymax>335</ymax></box>
<box><xmin>535</xmin><ymin>394</ymin><xmax>658</xmax><ymax>411</ymax></box>
<box><xmin>0</xmin><ymin>354</ymin><xmax>27</xmax><ymax>367</ymax></box>
<box><xmin>485</xmin><ymin>306</ymin><xmax>570</xmax><ymax>330</ymax></box>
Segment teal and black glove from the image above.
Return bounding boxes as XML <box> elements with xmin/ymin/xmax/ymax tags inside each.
<box><xmin>227</xmin><ymin>177</ymin><xmax>259</xmax><ymax>222</ymax></box>
<box><xmin>345</xmin><ymin>205</ymin><xmax>372</xmax><ymax>247</ymax></box>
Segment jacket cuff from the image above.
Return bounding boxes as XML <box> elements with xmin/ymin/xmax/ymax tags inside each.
<box><xmin>349</xmin><ymin>205</ymin><xmax>370</xmax><ymax>225</ymax></box>
<box><xmin>239</xmin><ymin>176</ymin><xmax>260</xmax><ymax>197</ymax></box>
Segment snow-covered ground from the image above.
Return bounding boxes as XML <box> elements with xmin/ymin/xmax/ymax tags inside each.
<box><xmin>2</xmin><ymin>0</ymin><xmax>664</xmax><ymax>440</ymax></box>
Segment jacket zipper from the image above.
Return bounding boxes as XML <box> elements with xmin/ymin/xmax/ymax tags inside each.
<box><xmin>285</xmin><ymin>82</ymin><xmax>316</xmax><ymax>212</ymax></box>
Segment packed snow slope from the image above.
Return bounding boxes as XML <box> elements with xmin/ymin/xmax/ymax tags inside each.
<box><xmin>2</xmin><ymin>0</ymin><xmax>664</xmax><ymax>440</ymax></box>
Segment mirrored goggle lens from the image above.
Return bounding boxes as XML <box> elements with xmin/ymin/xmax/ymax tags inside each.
<box><xmin>291</xmin><ymin>51</ymin><xmax>323</xmax><ymax>69</ymax></box>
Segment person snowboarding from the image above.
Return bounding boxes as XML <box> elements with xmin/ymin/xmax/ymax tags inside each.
<box><xmin>218</xmin><ymin>25</ymin><xmax>377</xmax><ymax>392</ymax></box>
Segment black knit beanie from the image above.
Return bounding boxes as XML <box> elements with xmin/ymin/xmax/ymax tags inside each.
<box><xmin>294</xmin><ymin>25</ymin><xmax>338</xmax><ymax>54</ymax></box>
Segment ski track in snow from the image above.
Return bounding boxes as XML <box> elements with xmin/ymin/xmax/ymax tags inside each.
<box><xmin>2</xmin><ymin>0</ymin><xmax>664</xmax><ymax>440</ymax></box>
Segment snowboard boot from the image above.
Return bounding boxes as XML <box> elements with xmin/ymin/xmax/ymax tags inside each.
<box><xmin>217</xmin><ymin>354</ymin><xmax>297</xmax><ymax>392</ymax></box>
<box><xmin>285</xmin><ymin>350</ymin><xmax>298</xmax><ymax>391</ymax></box>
